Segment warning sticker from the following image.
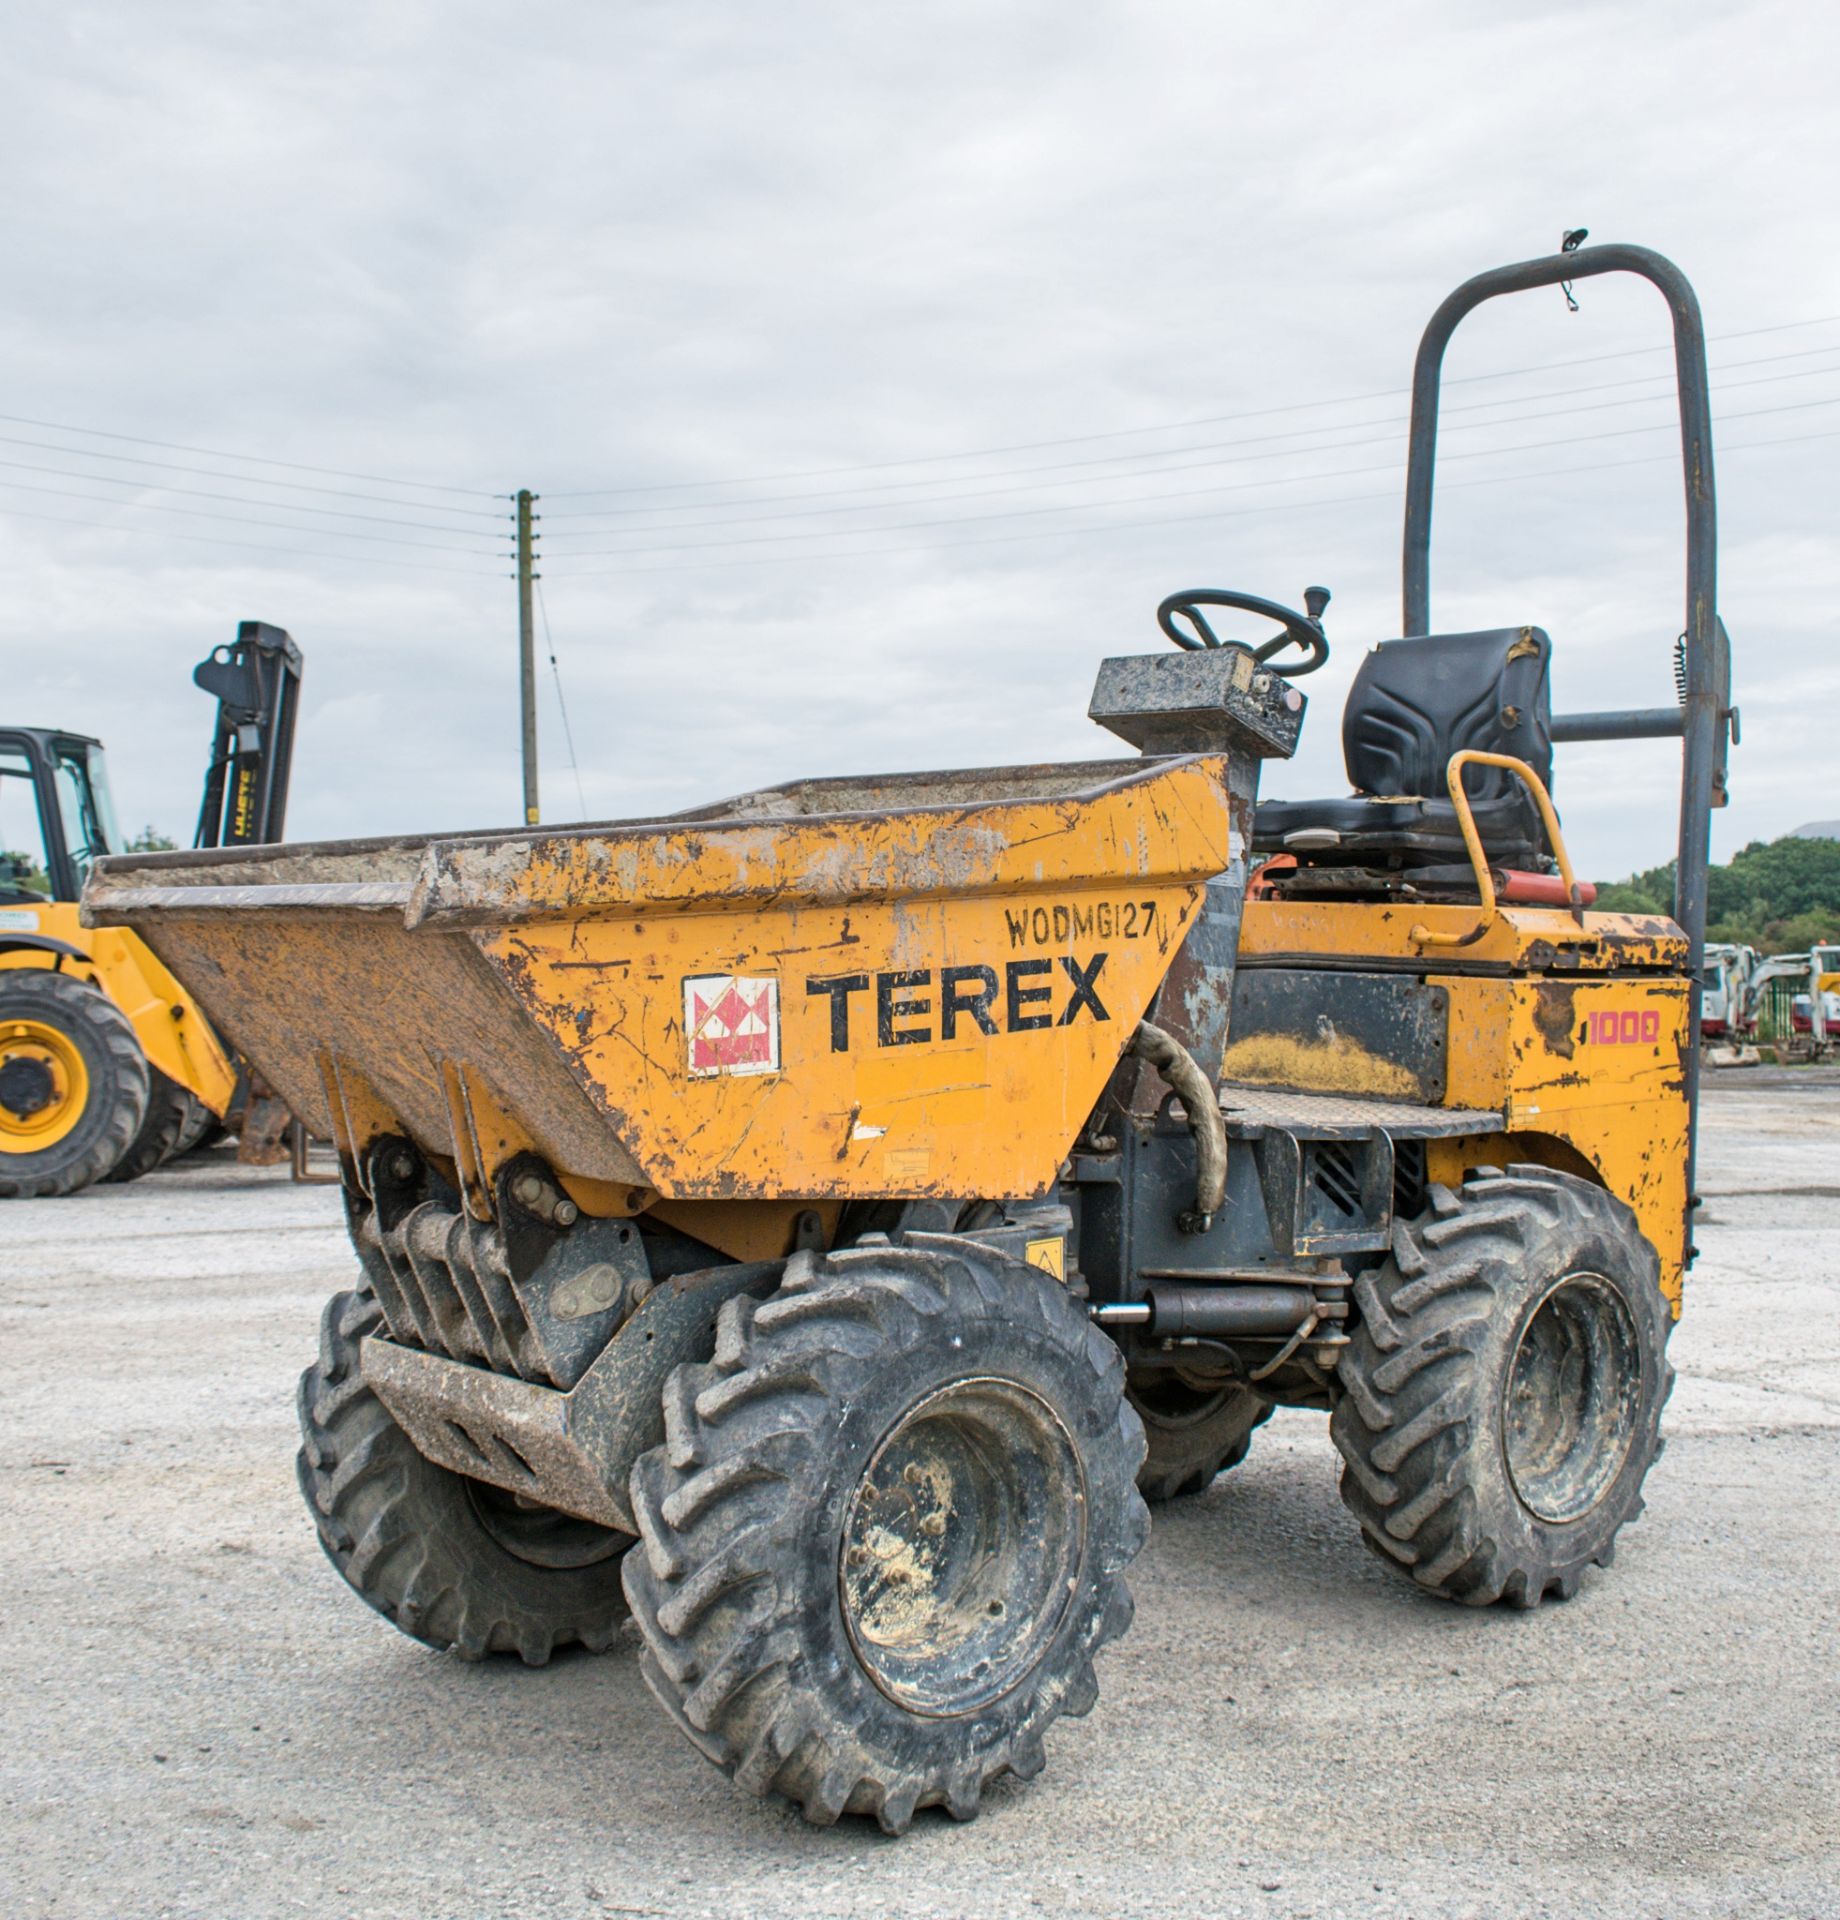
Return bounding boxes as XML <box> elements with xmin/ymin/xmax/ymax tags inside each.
<box><xmin>0</xmin><ymin>909</ymin><xmax>40</xmax><ymax>931</ymax></box>
<box><xmin>1025</xmin><ymin>1236</ymin><xmax>1066</xmax><ymax>1281</ymax></box>
<box><xmin>684</xmin><ymin>975</ymin><xmax>780</xmax><ymax>1078</ymax></box>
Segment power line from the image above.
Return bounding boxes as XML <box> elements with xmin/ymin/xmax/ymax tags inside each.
<box><xmin>544</xmin><ymin>392</ymin><xmax>1840</xmax><ymax>562</ymax></box>
<box><xmin>557</xmin><ymin>423</ymin><xmax>1840</xmax><ymax>578</ymax></box>
<box><xmin>535</xmin><ymin>581</ymin><xmax>589</xmax><ymax>819</ymax></box>
<box><xmin>0</xmin><ymin>478</ymin><xmax>512</xmax><ymax>558</ymax></box>
<box><xmin>0</xmin><ymin>501</ymin><xmax>507</xmax><ymax>575</ymax></box>
<box><xmin>542</xmin><ymin>345</ymin><xmax>1840</xmax><ymax>526</ymax></box>
<box><xmin>6</xmin><ymin>311</ymin><xmax>1832</xmax><ymax>588</ymax></box>
<box><xmin>543</xmin><ymin>362</ymin><xmax>1840</xmax><ymax>546</ymax></box>
<box><xmin>0</xmin><ymin>431</ymin><xmax>509</xmax><ymax>519</ymax></box>
<box><xmin>541</xmin><ymin>311</ymin><xmax>1840</xmax><ymax>501</ymax></box>
<box><xmin>0</xmin><ymin>455</ymin><xmax>515</xmax><ymax>545</ymax></box>
<box><xmin>0</xmin><ymin>410</ymin><xmax>502</xmax><ymax>500</ymax></box>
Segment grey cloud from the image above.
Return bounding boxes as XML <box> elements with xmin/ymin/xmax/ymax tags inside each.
<box><xmin>2</xmin><ymin>0</ymin><xmax>1836</xmax><ymax>881</ymax></box>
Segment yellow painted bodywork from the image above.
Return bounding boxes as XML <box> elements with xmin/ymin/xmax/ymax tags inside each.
<box><xmin>86</xmin><ymin>749</ymin><xmax>1693</xmax><ymax>1315</ymax></box>
<box><xmin>121</xmin><ymin>755</ymin><xmax>1238</xmax><ymax>1214</ymax></box>
<box><xmin>1238</xmin><ymin>896</ymin><xmax>1684</xmax><ymax>973</ymax></box>
<box><xmin>1240</xmin><ymin>897</ymin><xmax>1692</xmax><ymax>1307</ymax></box>
<box><xmin>467</xmin><ymin>758</ymin><xmax>1235</xmax><ymax>1202</ymax></box>
<box><xmin>486</xmin><ymin>881</ymin><xmax>1202</xmax><ymax>1202</ymax></box>
<box><xmin>0</xmin><ymin>901</ymin><xmax>236</xmax><ymax>1114</ymax></box>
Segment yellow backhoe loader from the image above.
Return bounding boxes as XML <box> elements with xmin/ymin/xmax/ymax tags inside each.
<box><xmin>1</xmin><ymin>622</ymin><xmax>301</xmax><ymax>1194</ymax></box>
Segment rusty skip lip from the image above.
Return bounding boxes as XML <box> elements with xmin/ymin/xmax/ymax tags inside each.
<box><xmin>400</xmin><ymin>754</ymin><xmax>1238</xmax><ymax>932</ymax></box>
<box><xmin>81</xmin><ymin>878</ymin><xmax>417</xmax><ymax>926</ymax></box>
<box><xmin>80</xmin><ymin>752</ymin><xmax>1237</xmax><ymax>934</ymax></box>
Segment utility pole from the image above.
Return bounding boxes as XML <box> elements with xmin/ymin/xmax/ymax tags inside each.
<box><xmin>515</xmin><ymin>489</ymin><xmax>540</xmax><ymax>825</ymax></box>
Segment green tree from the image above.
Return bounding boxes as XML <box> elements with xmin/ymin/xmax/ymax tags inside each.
<box><xmin>1597</xmin><ymin>834</ymin><xmax>1840</xmax><ymax>949</ymax></box>
<box><xmin>1593</xmin><ymin>878</ymin><xmax>1669</xmax><ymax>916</ymax></box>
<box><xmin>2</xmin><ymin>849</ymin><xmax>50</xmax><ymax>895</ymax></box>
<box><xmin>124</xmin><ymin>825</ymin><xmax>177</xmax><ymax>852</ymax></box>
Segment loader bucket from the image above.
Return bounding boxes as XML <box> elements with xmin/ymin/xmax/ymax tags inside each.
<box><xmin>84</xmin><ymin>754</ymin><xmax>1237</xmax><ymax>1204</ymax></box>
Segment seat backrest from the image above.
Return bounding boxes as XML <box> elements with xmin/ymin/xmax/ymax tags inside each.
<box><xmin>1342</xmin><ymin>626</ymin><xmax>1552</xmax><ymax>803</ymax></box>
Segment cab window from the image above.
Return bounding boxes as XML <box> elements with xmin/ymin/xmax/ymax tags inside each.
<box><xmin>0</xmin><ymin>746</ymin><xmax>55</xmax><ymax>900</ymax></box>
<box><xmin>50</xmin><ymin>744</ymin><xmax>116</xmax><ymax>883</ymax></box>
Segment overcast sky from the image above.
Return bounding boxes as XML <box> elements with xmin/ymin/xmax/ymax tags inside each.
<box><xmin>3</xmin><ymin>0</ymin><xmax>1836</xmax><ymax>882</ymax></box>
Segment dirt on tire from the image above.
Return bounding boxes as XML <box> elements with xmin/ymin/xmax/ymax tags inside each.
<box><xmin>624</xmin><ymin>1241</ymin><xmax>1148</xmax><ymax>1833</ymax></box>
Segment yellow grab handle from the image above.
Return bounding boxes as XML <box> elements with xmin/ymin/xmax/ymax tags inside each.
<box><xmin>1409</xmin><ymin>750</ymin><xmax>1582</xmax><ymax>949</ymax></box>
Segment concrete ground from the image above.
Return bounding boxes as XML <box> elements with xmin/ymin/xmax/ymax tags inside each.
<box><xmin>3</xmin><ymin>1076</ymin><xmax>1836</xmax><ymax>1920</ymax></box>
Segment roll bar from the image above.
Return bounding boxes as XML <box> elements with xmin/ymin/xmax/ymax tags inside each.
<box><xmin>1401</xmin><ymin>241</ymin><xmax>1733</xmax><ymax>1262</ymax></box>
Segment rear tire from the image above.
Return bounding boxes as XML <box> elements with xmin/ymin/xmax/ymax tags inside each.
<box><xmin>108</xmin><ymin>1066</ymin><xmax>191</xmax><ymax>1183</ymax></box>
<box><xmin>625</xmin><ymin>1242</ymin><xmax>1147</xmax><ymax>1833</ymax></box>
<box><xmin>0</xmin><ymin>971</ymin><xmax>149</xmax><ymax>1198</ymax></box>
<box><xmin>169</xmin><ymin>1089</ymin><xmax>217</xmax><ymax>1158</ymax></box>
<box><xmin>1129</xmin><ymin>1373</ymin><xmax>1271</xmax><ymax>1501</ymax></box>
<box><xmin>1331</xmin><ymin>1167</ymin><xmax>1672</xmax><ymax>1608</ymax></box>
<box><xmin>296</xmin><ymin>1288</ymin><xmax>634</xmax><ymax>1663</ymax></box>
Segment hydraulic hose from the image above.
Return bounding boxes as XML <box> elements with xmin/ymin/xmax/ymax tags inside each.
<box><xmin>1129</xmin><ymin>1020</ymin><xmax>1228</xmax><ymax>1233</ymax></box>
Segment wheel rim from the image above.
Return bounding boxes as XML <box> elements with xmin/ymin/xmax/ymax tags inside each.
<box><xmin>1501</xmin><ymin>1270</ymin><xmax>1642</xmax><ymax>1525</ymax></box>
<box><xmin>839</xmin><ymin>1377</ymin><xmax>1085</xmax><ymax>1719</ymax></box>
<box><xmin>0</xmin><ymin>1019</ymin><xmax>89</xmax><ymax>1150</ymax></box>
<box><xmin>462</xmin><ymin>1480</ymin><xmax>630</xmax><ymax>1570</ymax></box>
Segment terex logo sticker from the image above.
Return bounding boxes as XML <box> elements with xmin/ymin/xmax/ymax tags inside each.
<box><xmin>806</xmin><ymin>955</ymin><xmax>1110</xmax><ymax>1052</ymax></box>
<box><xmin>685</xmin><ymin>975</ymin><xmax>780</xmax><ymax>1077</ymax></box>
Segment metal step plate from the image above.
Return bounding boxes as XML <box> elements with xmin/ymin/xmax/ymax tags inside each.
<box><xmin>1219</xmin><ymin>1083</ymin><xmax>1505</xmax><ymax>1139</ymax></box>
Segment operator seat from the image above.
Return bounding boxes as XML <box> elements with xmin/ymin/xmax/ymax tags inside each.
<box><xmin>1253</xmin><ymin>625</ymin><xmax>1554</xmax><ymax>868</ymax></box>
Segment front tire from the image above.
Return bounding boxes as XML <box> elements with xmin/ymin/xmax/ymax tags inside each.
<box><xmin>296</xmin><ymin>1288</ymin><xmax>634</xmax><ymax>1663</ymax></box>
<box><xmin>1331</xmin><ymin>1168</ymin><xmax>1672</xmax><ymax>1608</ymax></box>
<box><xmin>0</xmin><ymin>971</ymin><xmax>149</xmax><ymax>1198</ymax></box>
<box><xmin>625</xmin><ymin>1242</ymin><xmax>1148</xmax><ymax>1833</ymax></box>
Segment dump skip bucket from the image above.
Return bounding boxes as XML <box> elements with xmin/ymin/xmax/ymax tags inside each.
<box><xmin>85</xmin><ymin>754</ymin><xmax>1236</xmax><ymax>1202</ymax></box>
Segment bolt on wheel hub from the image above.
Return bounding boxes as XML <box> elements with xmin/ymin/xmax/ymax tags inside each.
<box><xmin>1502</xmin><ymin>1270</ymin><xmax>1642</xmax><ymax>1525</ymax></box>
<box><xmin>0</xmin><ymin>1020</ymin><xmax>88</xmax><ymax>1147</ymax></box>
<box><xmin>462</xmin><ymin>1478</ymin><xmax>630</xmax><ymax>1570</ymax></box>
<box><xmin>840</xmin><ymin>1377</ymin><xmax>1086</xmax><ymax>1718</ymax></box>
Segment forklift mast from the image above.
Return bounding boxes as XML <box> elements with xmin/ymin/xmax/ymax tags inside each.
<box><xmin>193</xmin><ymin>621</ymin><xmax>304</xmax><ymax>850</ymax></box>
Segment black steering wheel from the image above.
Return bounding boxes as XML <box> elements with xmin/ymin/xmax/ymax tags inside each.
<box><xmin>1156</xmin><ymin>585</ymin><xmax>1332</xmax><ymax>676</ymax></box>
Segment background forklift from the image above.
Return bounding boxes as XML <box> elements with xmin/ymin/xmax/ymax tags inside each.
<box><xmin>0</xmin><ymin>621</ymin><xmax>302</xmax><ymax>1195</ymax></box>
<box><xmin>90</xmin><ymin>242</ymin><xmax>1732</xmax><ymax>1832</ymax></box>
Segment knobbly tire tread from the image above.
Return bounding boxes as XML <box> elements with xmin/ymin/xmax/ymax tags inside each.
<box><xmin>624</xmin><ymin>1242</ymin><xmax>1149</xmax><ymax>1833</ymax></box>
<box><xmin>1331</xmin><ymin>1167</ymin><xmax>1673</xmax><ymax>1608</ymax></box>
<box><xmin>296</xmin><ymin>1287</ymin><xmax>634</xmax><ymax>1665</ymax></box>
<box><xmin>108</xmin><ymin>1066</ymin><xmax>192</xmax><ymax>1183</ymax></box>
<box><xmin>168</xmin><ymin>1088</ymin><xmax>217</xmax><ymax>1159</ymax></box>
<box><xmin>1130</xmin><ymin>1381</ymin><xmax>1272</xmax><ymax>1501</ymax></box>
<box><xmin>0</xmin><ymin>970</ymin><xmax>149</xmax><ymax>1198</ymax></box>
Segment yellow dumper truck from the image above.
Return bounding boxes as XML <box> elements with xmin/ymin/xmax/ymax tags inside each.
<box><xmin>86</xmin><ymin>244</ymin><xmax>1731</xmax><ymax>1831</ymax></box>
